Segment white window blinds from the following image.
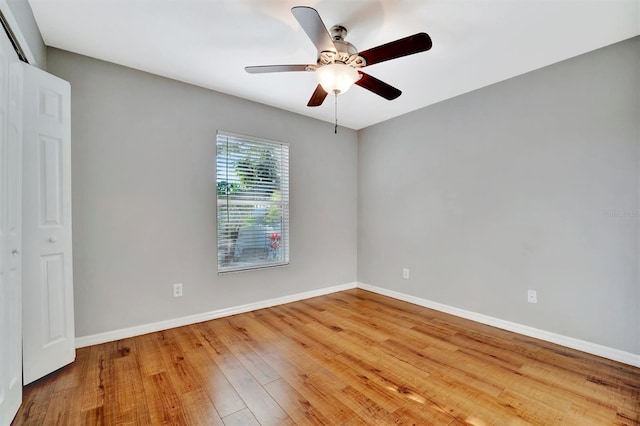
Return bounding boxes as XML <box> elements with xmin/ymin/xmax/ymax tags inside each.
<box><xmin>216</xmin><ymin>131</ymin><xmax>289</xmax><ymax>273</ymax></box>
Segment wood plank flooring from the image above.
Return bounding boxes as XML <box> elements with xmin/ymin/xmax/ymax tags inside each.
<box><xmin>12</xmin><ymin>289</ymin><xmax>640</xmax><ymax>425</ymax></box>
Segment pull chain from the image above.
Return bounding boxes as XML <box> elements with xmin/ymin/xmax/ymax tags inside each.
<box><xmin>334</xmin><ymin>92</ymin><xmax>338</xmax><ymax>134</ymax></box>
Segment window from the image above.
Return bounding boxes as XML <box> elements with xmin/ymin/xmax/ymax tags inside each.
<box><xmin>216</xmin><ymin>131</ymin><xmax>289</xmax><ymax>273</ymax></box>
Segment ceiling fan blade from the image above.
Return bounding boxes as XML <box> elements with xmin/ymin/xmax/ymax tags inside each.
<box><xmin>359</xmin><ymin>33</ymin><xmax>432</xmax><ymax>67</ymax></box>
<box><xmin>245</xmin><ymin>65</ymin><xmax>311</xmax><ymax>74</ymax></box>
<box><xmin>307</xmin><ymin>84</ymin><xmax>329</xmax><ymax>107</ymax></box>
<box><xmin>355</xmin><ymin>72</ymin><xmax>402</xmax><ymax>100</ymax></box>
<box><xmin>291</xmin><ymin>6</ymin><xmax>336</xmax><ymax>53</ymax></box>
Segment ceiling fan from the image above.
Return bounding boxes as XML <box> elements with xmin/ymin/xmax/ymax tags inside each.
<box><xmin>245</xmin><ymin>6</ymin><xmax>433</xmax><ymax>108</ymax></box>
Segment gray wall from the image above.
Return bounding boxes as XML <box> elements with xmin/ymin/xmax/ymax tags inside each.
<box><xmin>4</xmin><ymin>0</ymin><xmax>46</xmax><ymax>68</ymax></box>
<box><xmin>47</xmin><ymin>48</ymin><xmax>358</xmax><ymax>338</ymax></box>
<box><xmin>47</xmin><ymin>36</ymin><xmax>639</xmax><ymax>355</ymax></box>
<box><xmin>358</xmin><ymin>36</ymin><xmax>640</xmax><ymax>355</ymax></box>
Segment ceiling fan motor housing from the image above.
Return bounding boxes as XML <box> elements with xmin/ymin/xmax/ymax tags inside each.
<box><xmin>317</xmin><ymin>25</ymin><xmax>366</xmax><ymax>68</ymax></box>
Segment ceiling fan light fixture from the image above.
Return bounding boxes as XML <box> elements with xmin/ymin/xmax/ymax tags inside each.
<box><xmin>315</xmin><ymin>63</ymin><xmax>360</xmax><ymax>95</ymax></box>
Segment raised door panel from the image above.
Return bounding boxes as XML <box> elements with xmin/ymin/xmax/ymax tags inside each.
<box><xmin>22</xmin><ymin>63</ymin><xmax>74</xmax><ymax>385</ymax></box>
<box><xmin>41</xmin><ymin>253</ymin><xmax>67</xmax><ymax>344</ymax></box>
<box><xmin>39</xmin><ymin>135</ymin><xmax>63</xmax><ymax>227</ymax></box>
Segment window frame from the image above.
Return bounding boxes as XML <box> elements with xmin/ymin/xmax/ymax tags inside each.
<box><xmin>216</xmin><ymin>130</ymin><xmax>290</xmax><ymax>274</ymax></box>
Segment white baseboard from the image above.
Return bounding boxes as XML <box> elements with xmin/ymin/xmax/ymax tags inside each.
<box><xmin>357</xmin><ymin>282</ymin><xmax>640</xmax><ymax>368</ymax></box>
<box><xmin>75</xmin><ymin>280</ymin><xmax>640</xmax><ymax>368</ymax></box>
<box><xmin>75</xmin><ymin>282</ymin><xmax>357</xmax><ymax>348</ymax></box>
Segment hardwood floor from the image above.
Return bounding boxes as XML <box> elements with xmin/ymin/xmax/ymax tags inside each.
<box><xmin>12</xmin><ymin>289</ymin><xmax>640</xmax><ymax>425</ymax></box>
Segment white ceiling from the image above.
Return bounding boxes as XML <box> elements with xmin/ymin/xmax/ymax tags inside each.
<box><xmin>28</xmin><ymin>0</ymin><xmax>639</xmax><ymax>130</ymax></box>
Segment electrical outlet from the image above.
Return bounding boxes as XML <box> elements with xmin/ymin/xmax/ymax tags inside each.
<box><xmin>527</xmin><ymin>289</ymin><xmax>537</xmax><ymax>304</ymax></box>
<box><xmin>173</xmin><ymin>283</ymin><xmax>183</xmax><ymax>298</ymax></box>
<box><xmin>402</xmin><ymin>268</ymin><xmax>410</xmax><ymax>279</ymax></box>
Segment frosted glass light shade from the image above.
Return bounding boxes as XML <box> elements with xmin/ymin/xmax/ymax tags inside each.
<box><xmin>315</xmin><ymin>64</ymin><xmax>360</xmax><ymax>94</ymax></box>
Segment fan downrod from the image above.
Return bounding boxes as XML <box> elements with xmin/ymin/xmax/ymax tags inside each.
<box><xmin>330</xmin><ymin>25</ymin><xmax>348</xmax><ymax>41</ymax></box>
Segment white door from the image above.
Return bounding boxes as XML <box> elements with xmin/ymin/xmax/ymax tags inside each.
<box><xmin>0</xmin><ymin>27</ymin><xmax>23</xmax><ymax>426</ymax></box>
<box><xmin>22</xmin><ymin>63</ymin><xmax>74</xmax><ymax>385</ymax></box>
